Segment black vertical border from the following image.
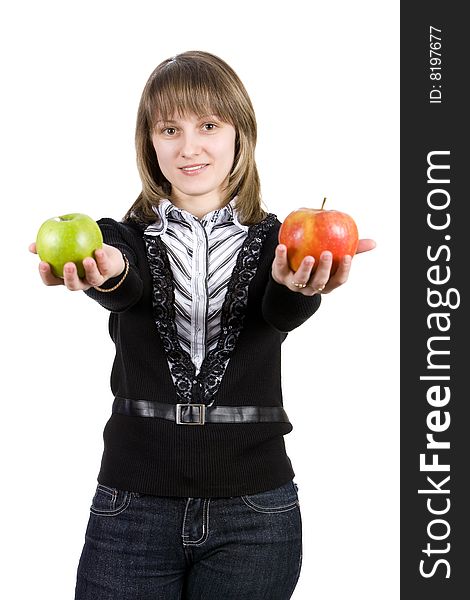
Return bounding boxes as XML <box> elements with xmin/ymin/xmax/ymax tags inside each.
<box><xmin>401</xmin><ymin>3</ymin><xmax>468</xmax><ymax>598</ymax></box>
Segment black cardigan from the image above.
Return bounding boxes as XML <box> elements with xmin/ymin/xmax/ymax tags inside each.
<box><xmin>85</xmin><ymin>213</ymin><xmax>321</xmax><ymax>497</ymax></box>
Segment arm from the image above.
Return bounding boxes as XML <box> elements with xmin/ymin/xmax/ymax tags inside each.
<box><xmin>83</xmin><ymin>219</ymin><xmax>143</xmax><ymax>312</ymax></box>
<box><xmin>263</xmin><ymin>236</ymin><xmax>377</xmax><ymax>332</ymax></box>
<box><xmin>260</xmin><ymin>227</ymin><xmax>321</xmax><ymax>332</ymax></box>
<box><xmin>262</xmin><ymin>270</ymin><xmax>321</xmax><ymax>332</ymax></box>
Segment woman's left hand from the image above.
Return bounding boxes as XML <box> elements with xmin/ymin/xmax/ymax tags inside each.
<box><xmin>271</xmin><ymin>238</ymin><xmax>376</xmax><ymax>295</ymax></box>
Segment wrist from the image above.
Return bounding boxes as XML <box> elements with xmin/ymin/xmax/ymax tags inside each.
<box><xmin>113</xmin><ymin>254</ymin><xmax>126</xmax><ymax>279</ymax></box>
<box><xmin>93</xmin><ymin>254</ymin><xmax>129</xmax><ymax>293</ymax></box>
<box><xmin>270</xmin><ymin>271</ymin><xmax>284</xmax><ymax>286</ymax></box>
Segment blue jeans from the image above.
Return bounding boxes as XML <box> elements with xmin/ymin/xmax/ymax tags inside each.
<box><xmin>75</xmin><ymin>480</ymin><xmax>302</xmax><ymax>599</ymax></box>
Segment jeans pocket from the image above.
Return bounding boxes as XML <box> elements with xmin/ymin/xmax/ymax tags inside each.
<box><xmin>90</xmin><ymin>484</ymin><xmax>134</xmax><ymax>517</ymax></box>
<box><xmin>241</xmin><ymin>480</ymin><xmax>300</xmax><ymax>514</ymax></box>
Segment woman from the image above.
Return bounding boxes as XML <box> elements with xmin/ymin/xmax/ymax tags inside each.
<box><xmin>31</xmin><ymin>50</ymin><xmax>375</xmax><ymax>599</ymax></box>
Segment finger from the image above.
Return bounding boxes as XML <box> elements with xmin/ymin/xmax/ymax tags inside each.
<box><xmin>29</xmin><ymin>242</ymin><xmax>37</xmax><ymax>254</ymax></box>
<box><xmin>93</xmin><ymin>248</ymin><xmax>109</xmax><ymax>276</ymax></box>
<box><xmin>94</xmin><ymin>246</ymin><xmax>124</xmax><ymax>279</ymax></box>
<box><xmin>291</xmin><ymin>255</ymin><xmax>315</xmax><ymax>287</ymax></box>
<box><xmin>316</xmin><ymin>255</ymin><xmax>352</xmax><ymax>294</ymax></box>
<box><xmin>308</xmin><ymin>251</ymin><xmax>332</xmax><ymax>291</ymax></box>
<box><xmin>329</xmin><ymin>255</ymin><xmax>352</xmax><ymax>288</ymax></box>
<box><xmin>272</xmin><ymin>244</ymin><xmax>292</xmax><ymax>280</ymax></box>
<box><xmin>62</xmin><ymin>262</ymin><xmax>87</xmax><ymax>291</ymax></box>
<box><xmin>356</xmin><ymin>239</ymin><xmax>376</xmax><ymax>254</ymax></box>
<box><xmin>38</xmin><ymin>261</ymin><xmax>64</xmax><ymax>286</ymax></box>
<box><xmin>82</xmin><ymin>257</ymin><xmax>105</xmax><ymax>286</ymax></box>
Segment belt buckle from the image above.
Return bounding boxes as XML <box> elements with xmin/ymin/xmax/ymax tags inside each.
<box><xmin>176</xmin><ymin>403</ymin><xmax>206</xmax><ymax>425</ymax></box>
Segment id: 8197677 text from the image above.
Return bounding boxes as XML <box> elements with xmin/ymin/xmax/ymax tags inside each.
<box><xmin>429</xmin><ymin>26</ymin><xmax>442</xmax><ymax>104</ymax></box>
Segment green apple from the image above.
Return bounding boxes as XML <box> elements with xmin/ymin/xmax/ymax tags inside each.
<box><xmin>36</xmin><ymin>213</ymin><xmax>103</xmax><ymax>278</ymax></box>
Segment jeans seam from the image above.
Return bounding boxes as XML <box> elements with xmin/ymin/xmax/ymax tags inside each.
<box><xmin>90</xmin><ymin>490</ymin><xmax>132</xmax><ymax>517</ymax></box>
<box><xmin>181</xmin><ymin>498</ymin><xmax>191</xmax><ymax>540</ymax></box>
<box><xmin>182</xmin><ymin>499</ymin><xmax>210</xmax><ymax>546</ymax></box>
<box><xmin>287</xmin><ymin>512</ymin><xmax>303</xmax><ymax>596</ymax></box>
<box><xmin>241</xmin><ymin>496</ymin><xmax>299</xmax><ymax>513</ymax></box>
<box><xmin>96</xmin><ymin>484</ymin><xmax>115</xmax><ymax>497</ymax></box>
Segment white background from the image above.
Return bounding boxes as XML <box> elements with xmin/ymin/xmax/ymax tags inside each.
<box><xmin>1</xmin><ymin>1</ymin><xmax>399</xmax><ymax>598</ymax></box>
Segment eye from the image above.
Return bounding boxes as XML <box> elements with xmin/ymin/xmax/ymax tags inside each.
<box><xmin>202</xmin><ymin>122</ymin><xmax>217</xmax><ymax>132</ymax></box>
<box><xmin>162</xmin><ymin>127</ymin><xmax>177</xmax><ymax>136</ymax></box>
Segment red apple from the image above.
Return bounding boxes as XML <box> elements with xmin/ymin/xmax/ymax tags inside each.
<box><xmin>279</xmin><ymin>199</ymin><xmax>359</xmax><ymax>273</ymax></box>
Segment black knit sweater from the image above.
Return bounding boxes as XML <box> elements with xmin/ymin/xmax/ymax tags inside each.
<box><xmin>85</xmin><ymin>213</ymin><xmax>321</xmax><ymax>497</ymax></box>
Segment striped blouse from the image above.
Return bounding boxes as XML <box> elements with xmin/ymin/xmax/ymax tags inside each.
<box><xmin>145</xmin><ymin>198</ymin><xmax>249</xmax><ymax>375</ymax></box>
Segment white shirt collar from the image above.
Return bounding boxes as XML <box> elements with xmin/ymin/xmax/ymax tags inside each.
<box><xmin>145</xmin><ymin>196</ymin><xmax>249</xmax><ymax>236</ymax></box>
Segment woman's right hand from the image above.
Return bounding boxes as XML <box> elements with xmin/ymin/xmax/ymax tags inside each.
<box><xmin>29</xmin><ymin>242</ymin><xmax>126</xmax><ymax>291</ymax></box>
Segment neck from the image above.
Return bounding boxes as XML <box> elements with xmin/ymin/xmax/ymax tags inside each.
<box><xmin>170</xmin><ymin>194</ymin><xmax>228</xmax><ymax>219</ymax></box>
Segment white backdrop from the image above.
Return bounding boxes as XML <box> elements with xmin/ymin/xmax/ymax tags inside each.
<box><xmin>1</xmin><ymin>1</ymin><xmax>399</xmax><ymax>598</ymax></box>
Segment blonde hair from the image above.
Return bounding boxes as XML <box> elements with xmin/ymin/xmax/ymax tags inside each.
<box><xmin>125</xmin><ymin>50</ymin><xmax>267</xmax><ymax>225</ymax></box>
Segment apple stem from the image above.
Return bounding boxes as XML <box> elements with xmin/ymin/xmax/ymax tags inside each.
<box><xmin>321</xmin><ymin>197</ymin><xmax>327</xmax><ymax>210</ymax></box>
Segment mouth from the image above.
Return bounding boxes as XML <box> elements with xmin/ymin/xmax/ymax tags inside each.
<box><xmin>179</xmin><ymin>163</ymin><xmax>209</xmax><ymax>175</ymax></box>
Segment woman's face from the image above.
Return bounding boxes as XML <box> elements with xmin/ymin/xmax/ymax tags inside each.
<box><xmin>152</xmin><ymin>113</ymin><xmax>236</xmax><ymax>207</ymax></box>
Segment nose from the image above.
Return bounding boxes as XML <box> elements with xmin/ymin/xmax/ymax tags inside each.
<box><xmin>180</xmin><ymin>130</ymin><xmax>202</xmax><ymax>159</ymax></box>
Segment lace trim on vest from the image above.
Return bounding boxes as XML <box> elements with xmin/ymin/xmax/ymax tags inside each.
<box><xmin>144</xmin><ymin>213</ymin><xmax>277</xmax><ymax>405</ymax></box>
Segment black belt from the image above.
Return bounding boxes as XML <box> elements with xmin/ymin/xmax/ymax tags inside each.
<box><xmin>113</xmin><ymin>397</ymin><xmax>290</xmax><ymax>425</ymax></box>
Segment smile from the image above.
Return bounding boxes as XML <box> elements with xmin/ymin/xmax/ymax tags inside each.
<box><xmin>180</xmin><ymin>164</ymin><xmax>209</xmax><ymax>175</ymax></box>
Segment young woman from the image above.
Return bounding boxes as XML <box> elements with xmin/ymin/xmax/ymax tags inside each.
<box><xmin>31</xmin><ymin>50</ymin><xmax>375</xmax><ymax>600</ymax></box>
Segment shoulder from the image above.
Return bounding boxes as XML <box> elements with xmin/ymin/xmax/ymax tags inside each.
<box><xmin>95</xmin><ymin>218</ymin><xmax>147</xmax><ymax>262</ymax></box>
<box><xmin>97</xmin><ymin>217</ymin><xmax>143</xmax><ymax>232</ymax></box>
<box><xmin>243</xmin><ymin>213</ymin><xmax>281</xmax><ymax>271</ymax></box>
<box><xmin>252</xmin><ymin>213</ymin><xmax>281</xmax><ymax>247</ymax></box>
<box><xmin>96</xmin><ymin>218</ymin><xmax>145</xmax><ymax>240</ymax></box>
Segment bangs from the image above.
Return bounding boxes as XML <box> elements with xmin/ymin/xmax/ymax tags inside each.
<box><xmin>145</xmin><ymin>60</ymin><xmax>237</xmax><ymax>128</ymax></box>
